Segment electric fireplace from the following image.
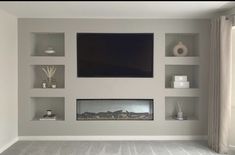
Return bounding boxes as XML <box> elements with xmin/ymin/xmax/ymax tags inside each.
<box><xmin>76</xmin><ymin>99</ymin><xmax>154</xmax><ymax>121</ymax></box>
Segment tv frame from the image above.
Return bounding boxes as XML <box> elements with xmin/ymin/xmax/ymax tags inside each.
<box><xmin>76</xmin><ymin>33</ymin><xmax>154</xmax><ymax>78</ymax></box>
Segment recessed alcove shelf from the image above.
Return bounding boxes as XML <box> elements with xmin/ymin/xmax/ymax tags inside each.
<box><xmin>165</xmin><ymin>97</ymin><xmax>199</xmax><ymax>121</ymax></box>
<box><xmin>30</xmin><ymin>97</ymin><xmax>65</xmax><ymax>121</ymax></box>
<box><xmin>30</xmin><ymin>65</ymin><xmax>65</xmax><ymax>89</ymax></box>
<box><xmin>31</xmin><ymin>33</ymin><xmax>65</xmax><ymax>56</ymax></box>
<box><xmin>165</xmin><ymin>33</ymin><xmax>199</xmax><ymax>57</ymax></box>
<box><xmin>165</xmin><ymin>65</ymin><xmax>199</xmax><ymax>88</ymax></box>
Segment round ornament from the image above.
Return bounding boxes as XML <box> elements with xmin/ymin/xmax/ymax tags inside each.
<box><xmin>173</xmin><ymin>41</ymin><xmax>188</xmax><ymax>57</ymax></box>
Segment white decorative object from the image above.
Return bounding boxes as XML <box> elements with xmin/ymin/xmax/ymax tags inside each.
<box><xmin>52</xmin><ymin>84</ymin><xmax>56</xmax><ymax>88</ymax></box>
<box><xmin>39</xmin><ymin>117</ymin><xmax>56</xmax><ymax>121</ymax></box>
<box><xmin>176</xmin><ymin>102</ymin><xmax>183</xmax><ymax>120</ymax></box>
<box><xmin>171</xmin><ymin>75</ymin><xmax>190</xmax><ymax>88</ymax></box>
<box><xmin>173</xmin><ymin>41</ymin><xmax>188</xmax><ymax>57</ymax></box>
<box><xmin>173</xmin><ymin>75</ymin><xmax>187</xmax><ymax>82</ymax></box>
<box><xmin>47</xmin><ymin>110</ymin><xmax>52</xmax><ymax>116</ymax></box>
<box><xmin>42</xmin><ymin>82</ymin><xmax>47</xmax><ymax>88</ymax></box>
<box><xmin>39</xmin><ymin>110</ymin><xmax>57</xmax><ymax>121</ymax></box>
<box><xmin>44</xmin><ymin>47</ymin><xmax>55</xmax><ymax>54</ymax></box>
<box><xmin>171</xmin><ymin>81</ymin><xmax>189</xmax><ymax>88</ymax></box>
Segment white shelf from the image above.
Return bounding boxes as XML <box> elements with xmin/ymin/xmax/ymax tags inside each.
<box><xmin>28</xmin><ymin>32</ymin><xmax>66</xmax><ymax>124</ymax></box>
<box><xmin>165</xmin><ymin>116</ymin><xmax>198</xmax><ymax>121</ymax></box>
<box><xmin>164</xmin><ymin>57</ymin><xmax>200</xmax><ymax>65</ymax></box>
<box><xmin>32</xmin><ymin>117</ymin><xmax>64</xmax><ymax>121</ymax></box>
<box><xmin>165</xmin><ymin>33</ymin><xmax>201</xmax><ymax>125</ymax></box>
<box><xmin>29</xmin><ymin>57</ymin><xmax>66</xmax><ymax>65</ymax></box>
<box><xmin>30</xmin><ymin>89</ymin><xmax>65</xmax><ymax>97</ymax></box>
<box><xmin>164</xmin><ymin>89</ymin><xmax>200</xmax><ymax>96</ymax></box>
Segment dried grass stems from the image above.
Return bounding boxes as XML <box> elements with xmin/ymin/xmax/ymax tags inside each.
<box><xmin>41</xmin><ymin>66</ymin><xmax>57</xmax><ymax>81</ymax></box>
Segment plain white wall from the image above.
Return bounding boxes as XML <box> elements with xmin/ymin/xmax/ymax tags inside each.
<box><xmin>231</xmin><ymin>29</ymin><xmax>235</xmax><ymax>147</ymax></box>
<box><xmin>0</xmin><ymin>9</ymin><xmax>18</xmax><ymax>152</ymax></box>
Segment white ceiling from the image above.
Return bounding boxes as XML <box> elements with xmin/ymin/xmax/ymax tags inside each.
<box><xmin>0</xmin><ymin>1</ymin><xmax>234</xmax><ymax>19</ymax></box>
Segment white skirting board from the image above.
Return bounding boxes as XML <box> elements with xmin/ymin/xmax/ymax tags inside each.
<box><xmin>0</xmin><ymin>137</ymin><xmax>19</xmax><ymax>154</ymax></box>
<box><xmin>229</xmin><ymin>145</ymin><xmax>235</xmax><ymax>150</ymax></box>
<box><xmin>18</xmin><ymin>135</ymin><xmax>207</xmax><ymax>141</ymax></box>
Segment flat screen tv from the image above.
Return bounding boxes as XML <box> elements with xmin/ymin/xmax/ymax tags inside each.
<box><xmin>77</xmin><ymin>33</ymin><xmax>153</xmax><ymax>77</ymax></box>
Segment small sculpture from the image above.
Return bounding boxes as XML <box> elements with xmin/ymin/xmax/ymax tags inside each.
<box><xmin>173</xmin><ymin>41</ymin><xmax>188</xmax><ymax>57</ymax></box>
<box><xmin>46</xmin><ymin>110</ymin><xmax>52</xmax><ymax>116</ymax></box>
<box><xmin>39</xmin><ymin>110</ymin><xmax>56</xmax><ymax>121</ymax></box>
<box><xmin>44</xmin><ymin>47</ymin><xmax>56</xmax><ymax>54</ymax></box>
<box><xmin>42</xmin><ymin>80</ymin><xmax>47</xmax><ymax>88</ymax></box>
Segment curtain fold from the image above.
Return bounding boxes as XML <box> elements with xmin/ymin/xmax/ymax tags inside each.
<box><xmin>208</xmin><ymin>16</ymin><xmax>232</xmax><ymax>154</ymax></box>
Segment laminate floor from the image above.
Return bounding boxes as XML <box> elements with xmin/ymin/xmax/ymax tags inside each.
<box><xmin>2</xmin><ymin>141</ymin><xmax>226</xmax><ymax>155</ymax></box>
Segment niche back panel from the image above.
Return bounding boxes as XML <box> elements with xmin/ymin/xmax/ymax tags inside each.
<box><xmin>30</xmin><ymin>65</ymin><xmax>65</xmax><ymax>88</ymax></box>
<box><xmin>31</xmin><ymin>33</ymin><xmax>65</xmax><ymax>56</ymax></box>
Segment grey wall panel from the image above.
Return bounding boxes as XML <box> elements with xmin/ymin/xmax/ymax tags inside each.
<box><xmin>18</xmin><ymin>19</ymin><xmax>210</xmax><ymax>136</ymax></box>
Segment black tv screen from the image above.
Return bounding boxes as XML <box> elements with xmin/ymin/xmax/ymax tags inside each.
<box><xmin>77</xmin><ymin>33</ymin><xmax>153</xmax><ymax>77</ymax></box>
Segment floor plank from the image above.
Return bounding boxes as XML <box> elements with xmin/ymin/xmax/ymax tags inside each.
<box><xmin>2</xmin><ymin>141</ymin><xmax>224</xmax><ymax>155</ymax></box>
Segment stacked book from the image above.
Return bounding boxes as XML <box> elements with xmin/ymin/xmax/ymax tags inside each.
<box><xmin>171</xmin><ymin>75</ymin><xmax>190</xmax><ymax>88</ymax></box>
<box><xmin>39</xmin><ymin>114</ymin><xmax>57</xmax><ymax>121</ymax></box>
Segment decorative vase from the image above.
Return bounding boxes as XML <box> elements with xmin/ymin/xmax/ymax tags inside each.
<box><xmin>41</xmin><ymin>66</ymin><xmax>57</xmax><ymax>88</ymax></box>
<box><xmin>48</xmin><ymin>77</ymin><xmax>52</xmax><ymax>88</ymax></box>
<box><xmin>51</xmin><ymin>78</ymin><xmax>56</xmax><ymax>88</ymax></box>
<box><xmin>177</xmin><ymin>112</ymin><xmax>183</xmax><ymax>120</ymax></box>
<box><xmin>173</xmin><ymin>41</ymin><xmax>188</xmax><ymax>57</ymax></box>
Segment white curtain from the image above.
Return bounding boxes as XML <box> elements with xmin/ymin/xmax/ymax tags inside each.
<box><xmin>208</xmin><ymin>16</ymin><xmax>232</xmax><ymax>153</ymax></box>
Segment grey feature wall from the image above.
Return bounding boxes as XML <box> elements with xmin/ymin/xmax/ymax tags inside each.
<box><xmin>18</xmin><ymin>19</ymin><xmax>210</xmax><ymax>136</ymax></box>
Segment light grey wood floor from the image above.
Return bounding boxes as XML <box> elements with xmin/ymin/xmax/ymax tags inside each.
<box><xmin>2</xmin><ymin>141</ymin><xmax>225</xmax><ymax>155</ymax></box>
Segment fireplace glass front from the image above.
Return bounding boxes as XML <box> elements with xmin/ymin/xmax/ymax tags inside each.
<box><xmin>76</xmin><ymin>99</ymin><xmax>153</xmax><ymax>121</ymax></box>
